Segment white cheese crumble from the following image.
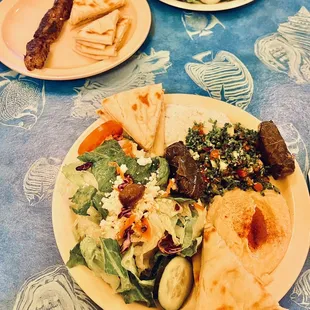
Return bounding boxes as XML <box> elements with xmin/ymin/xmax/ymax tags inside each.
<box><xmin>219</xmin><ymin>160</ymin><xmax>228</xmax><ymax>171</ymax></box>
<box><xmin>189</xmin><ymin>149</ymin><xmax>200</xmax><ymax>161</ymax></box>
<box><xmin>101</xmin><ymin>188</ymin><xmax>122</xmax><ymax>216</ymax></box>
<box><xmin>119</xmin><ymin>164</ymin><xmax>128</xmax><ymax>174</ymax></box>
<box><xmin>137</xmin><ymin>157</ymin><xmax>152</xmax><ymax>166</ymax></box>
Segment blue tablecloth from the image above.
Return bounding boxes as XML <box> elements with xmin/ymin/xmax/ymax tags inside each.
<box><xmin>0</xmin><ymin>0</ymin><xmax>309</xmax><ymax>309</ymax></box>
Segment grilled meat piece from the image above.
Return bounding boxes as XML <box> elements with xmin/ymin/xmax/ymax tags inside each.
<box><xmin>165</xmin><ymin>141</ymin><xmax>204</xmax><ymax>200</ymax></box>
<box><xmin>24</xmin><ymin>0</ymin><xmax>73</xmax><ymax>71</ymax></box>
<box><xmin>24</xmin><ymin>38</ymin><xmax>50</xmax><ymax>71</ymax></box>
<box><xmin>258</xmin><ymin>121</ymin><xmax>295</xmax><ymax>179</ymax></box>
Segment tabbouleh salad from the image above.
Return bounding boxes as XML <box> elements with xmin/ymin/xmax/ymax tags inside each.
<box><xmin>185</xmin><ymin>121</ymin><xmax>280</xmax><ymax>205</ymax></box>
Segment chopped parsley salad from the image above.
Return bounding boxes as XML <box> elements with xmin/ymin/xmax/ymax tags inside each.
<box><xmin>185</xmin><ymin>121</ymin><xmax>280</xmax><ymax>205</ymax></box>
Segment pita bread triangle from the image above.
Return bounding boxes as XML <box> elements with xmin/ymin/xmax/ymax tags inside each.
<box><xmin>97</xmin><ymin>84</ymin><xmax>164</xmax><ymax>152</ymax></box>
<box><xmin>70</xmin><ymin>0</ymin><xmax>126</xmax><ymax>26</ymax></box>
<box><xmin>195</xmin><ymin>225</ymin><xmax>287</xmax><ymax>310</ymax></box>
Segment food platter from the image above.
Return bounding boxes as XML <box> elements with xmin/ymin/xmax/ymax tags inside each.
<box><xmin>52</xmin><ymin>93</ymin><xmax>310</xmax><ymax>309</ymax></box>
<box><xmin>0</xmin><ymin>0</ymin><xmax>151</xmax><ymax>80</ymax></box>
<box><xmin>159</xmin><ymin>0</ymin><xmax>254</xmax><ymax>11</ymax></box>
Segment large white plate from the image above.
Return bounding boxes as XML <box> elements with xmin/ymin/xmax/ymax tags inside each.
<box><xmin>0</xmin><ymin>0</ymin><xmax>151</xmax><ymax>80</ymax></box>
<box><xmin>53</xmin><ymin>94</ymin><xmax>310</xmax><ymax>309</ymax></box>
<box><xmin>159</xmin><ymin>0</ymin><xmax>254</xmax><ymax>11</ymax></box>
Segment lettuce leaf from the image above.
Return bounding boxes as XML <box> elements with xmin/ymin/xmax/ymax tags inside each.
<box><xmin>180</xmin><ymin>236</ymin><xmax>203</xmax><ymax>257</ymax></box>
<box><xmin>62</xmin><ymin>162</ymin><xmax>98</xmax><ymax>188</ymax></box>
<box><xmin>78</xmin><ymin>140</ymin><xmax>125</xmax><ymax>163</ymax></box>
<box><xmin>71</xmin><ymin>185</ymin><xmax>97</xmax><ymax>215</ymax></box>
<box><xmin>101</xmin><ymin>239</ymin><xmax>155</xmax><ymax>307</ymax></box>
<box><xmin>91</xmin><ymin>159</ymin><xmax>117</xmax><ymax>193</ymax></box>
<box><xmin>92</xmin><ymin>192</ymin><xmax>108</xmax><ymax>220</ymax></box>
<box><xmin>66</xmin><ymin>243</ymin><xmax>86</xmax><ymax>268</ymax></box>
<box><xmin>156</xmin><ymin>157</ymin><xmax>170</xmax><ymax>186</ymax></box>
<box><xmin>101</xmin><ymin>238</ymin><xmax>128</xmax><ymax>278</ymax></box>
<box><xmin>125</xmin><ymin>157</ymin><xmax>158</xmax><ymax>184</ymax></box>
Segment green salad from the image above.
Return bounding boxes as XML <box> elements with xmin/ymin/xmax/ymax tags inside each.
<box><xmin>64</xmin><ymin>138</ymin><xmax>205</xmax><ymax>307</ymax></box>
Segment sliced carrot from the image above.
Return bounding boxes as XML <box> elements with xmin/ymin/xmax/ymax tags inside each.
<box><xmin>134</xmin><ymin>217</ymin><xmax>152</xmax><ymax>241</ymax></box>
<box><xmin>78</xmin><ymin>120</ymin><xmax>123</xmax><ymax>155</ymax></box>
<box><xmin>162</xmin><ymin>179</ymin><xmax>175</xmax><ymax>198</ymax></box>
<box><xmin>194</xmin><ymin>203</ymin><xmax>205</xmax><ymax>212</ymax></box>
<box><xmin>118</xmin><ymin>214</ymin><xmax>136</xmax><ymax>240</ymax></box>
<box><xmin>121</xmin><ymin>140</ymin><xmax>135</xmax><ymax>158</ymax></box>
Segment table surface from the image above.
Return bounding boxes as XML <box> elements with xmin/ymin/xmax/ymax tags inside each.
<box><xmin>0</xmin><ymin>0</ymin><xmax>310</xmax><ymax>309</ymax></box>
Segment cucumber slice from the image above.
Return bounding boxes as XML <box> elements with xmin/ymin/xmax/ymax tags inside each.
<box><xmin>158</xmin><ymin>256</ymin><xmax>193</xmax><ymax>310</ymax></box>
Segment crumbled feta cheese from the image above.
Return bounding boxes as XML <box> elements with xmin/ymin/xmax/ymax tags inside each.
<box><xmin>137</xmin><ymin>157</ymin><xmax>152</xmax><ymax>166</ymax></box>
<box><xmin>101</xmin><ymin>189</ymin><xmax>122</xmax><ymax>216</ymax></box>
<box><xmin>189</xmin><ymin>149</ymin><xmax>200</xmax><ymax>161</ymax></box>
<box><xmin>119</xmin><ymin>164</ymin><xmax>128</xmax><ymax>174</ymax></box>
<box><xmin>233</xmin><ymin>151</ymin><xmax>239</xmax><ymax>159</ymax></box>
<box><xmin>211</xmin><ymin>160</ymin><xmax>217</xmax><ymax>168</ymax></box>
<box><xmin>113</xmin><ymin>175</ymin><xmax>124</xmax><ymax>187</ymax></box>
<box><xmin>100</xmin><ymin>214</ymin><xmax>122</xmax><ymax>239</ymax></box>
<box><xmin>219</xmin><ymin>160</ymin><xmax>228</xmax><ymax>171</ymax></box>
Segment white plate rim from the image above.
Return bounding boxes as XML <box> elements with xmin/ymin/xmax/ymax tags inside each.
<box><xmin>52</xmin><ymin>93</ymin><xmax>310</xmax><ymax>309</ymax></box>
<box><xmin>0</xmin><ymin>0</ymin><xmax>151</xmax><ymax>80</ymax></box>
<box><xmin>159</xmin><ymin>0</ymin><xmax>254</xmax><ymax>11</ymax></box>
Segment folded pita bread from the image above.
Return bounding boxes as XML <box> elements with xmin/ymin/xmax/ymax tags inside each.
<box><xmin>97</xmin><ymin>84</ymin><xmax>164</xmax><ymax>152</ymax></box>
<box><xmin>70</xmin><ymin>0</ymin><xmax>126</xmax><ymax>26</ymax></box>
<box><xmin>74</xmin><ymin>17</ymin><xmax>131</xmax><ymax>60</ymax></box>
<box><xmin>75</xmin><ymin>10</ymin><xmax>120</xmax><ymax>45</ymax></box>
<box><xmin>195</xmin><ymin>225</ymin><xmax>287</xmax><ymax>310</ymax></box>
<box><xmin>76</xmin><ymin>40</ymin><xmax>106</xmax><ymax>49</ymax></box>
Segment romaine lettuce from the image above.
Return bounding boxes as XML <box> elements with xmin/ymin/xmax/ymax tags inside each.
<box><xmin>66</xmin><ymin>243</ymin><xmax>86</xmax><ymax>268</ymax></box>
<box><xmin>71</xmin><ymin>185</ymin><xmax>97</xmax><ymax>215</ymax></box>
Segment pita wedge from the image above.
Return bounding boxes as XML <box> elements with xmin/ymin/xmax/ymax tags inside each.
<box><xmin>74</xmin><ymin>17</ymin><xmax>131</xmax><ymax>60</ymax></box>
<box><xmin>97</xmin><ymin>84</ymin><xmax>164</xmax><ymax>152</ymax></box>
<box><xmin>75</xmin><ymin>10</ymin><xmax>120</xmax><ymax>45</ymax></box>
<box><xmin>195</xmin><ymin>225</ymin><xmax>287</xmax><ymax>310</ymax></box>
<box><xmin>70</xmin><ymin>0</ymin><xmax>126</xmax><ymax>26</ymax></box>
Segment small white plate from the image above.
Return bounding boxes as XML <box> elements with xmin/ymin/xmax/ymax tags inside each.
<box><xmin>159</xmin><ymin>0</ymin><xmax>254</xmax><ymax>11</ymax></box>
<box><xmin>0</xmin><ymin>0</ymin><xmax>151</xmax><ymax>80</ymax></box>
<box><xmin>53</xmin><ymin>94</ymin><xmax>310</xmax><ymax>309</ymax></box>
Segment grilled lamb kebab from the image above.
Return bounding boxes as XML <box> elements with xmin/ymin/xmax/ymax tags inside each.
<box><xmin>24</xmin><ymin>0</ymin><xmax>73</xmax><ymax>71</ymax></box>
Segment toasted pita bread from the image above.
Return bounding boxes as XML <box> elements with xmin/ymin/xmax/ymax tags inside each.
<box><xmin>195</xmin><ymin>225</ymin><xmax>287</xmax><ymax>310</ymax></box>
<box><xmin>149</xmin><ymin>98</ymin><xmax>165</xmax><ymax>156</ymax></box>
<box><xmin>97</xmin><ymin>84</ymin><xmax>164</xmax><ymax>152</ymax></box>
<box><xmin>207</xmin><ymin>189</ymin><xmax>291</xmax><ymax>285</ymax></box>
<box><xmin>76</xmin><ymin>40</ymin><xmax>106</xmax><ymax>49</ymax></box>
<box><xmin>74</xmin><ymin>17</ymin><xmax>130</xmax><ymax>60</ymax></box>
<box><xmin>70</xmin><ymin>0</ymin><xmax>126</xmax><ymax>26</ymax></box>
<box><xmin>75</xmin><ymin>10</ymin><xmax>120</xmax><ymax>45</ymax></box>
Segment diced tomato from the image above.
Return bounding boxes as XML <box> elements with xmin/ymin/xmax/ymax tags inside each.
<box><xmin>78</xmin><ymin>120</ymin><xmax>123</xmax><ymax>155</ymax></box>
<box><xmin>253</xmin><ymin>182</ymin><xmax>263</xmax><ymax>192</ymax></box>
<box><xmin>210</xmin><ymin>149</ymin><xmax>220</xmax><ymax>160</ymax></box>
<box><xmin>134</xmin><ymin>217</ymin><xmax>152</xmax><ymax>240</ymax></box>
<box><xmin>243</xmin><ymin>144</ymin><xmax>250</xmax><ymax>151</ymax></box>
<box><xmin>237</xmin><ymin>169</ymin><xmax>247</xmax><ymax>178</ymax></box>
